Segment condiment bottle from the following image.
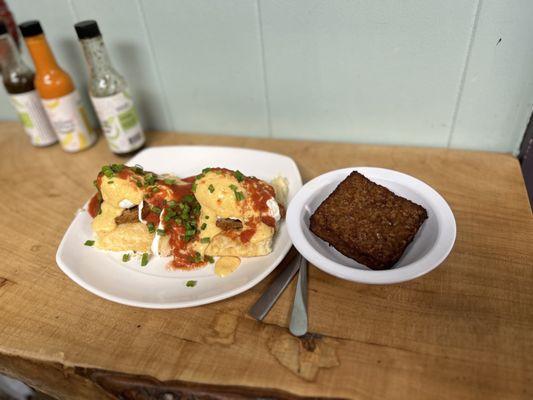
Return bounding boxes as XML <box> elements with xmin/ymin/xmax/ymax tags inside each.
<box><xmin>75</xmin><ymin>20</ymin><xmax>145</xmax><ymax>156</ymax></box>
<box><xmin>19</xmin><ymin>20</ymin><xmax>96</xmax><ymax>152</ymax></box>
<box><xmin>0</xmin><ymin>21</ymin><xmax>57</xmax><ymax>146</ymax></box>
<box><xmin>0</xmin><ymin>0</ymin><xmax>19</xmax><ymax>48</ymax></box>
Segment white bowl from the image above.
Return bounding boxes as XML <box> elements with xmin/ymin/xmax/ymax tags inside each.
<box><xmin>286</xmin><ymin>167</ymin><xmax>456</xmax><ymax>284</ymax></box>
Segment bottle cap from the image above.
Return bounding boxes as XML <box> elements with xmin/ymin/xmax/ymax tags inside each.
<box><xmin>19</xmin><ymin>20</ymin><xmax>43</xmax><ymax>37</ymax></box>
<box><xmin>0</xmin><ymin>21</ymin><xmax>7</xmax><ymax>36</ymax></box>
<box><xmin>74</xmin><ymin>20</ymin><xmax>101</xmax><ymax>40</ymax></box>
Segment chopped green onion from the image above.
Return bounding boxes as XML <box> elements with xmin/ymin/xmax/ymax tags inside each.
<box><xmin>111</xmin><ymin>164</ymin><xmax>124</xmax><ymax>173</ymax></box>
<box><xmin>122</xmin><ymin>253</ymin><xmax>131</xmax><ymax>262</ymax></box>
<box><xmin>135</xmin><ymin>180</ymin><xmax>143</xmax><ymax>188</ymax></box>
<box><xmin>208</xmin><ymin>184</ymin><xmax>215</xmax><ymax>193</ymax></box>
<box><xmin>235</xmin><ymin>191</ymin><xmax>245</xmax><ymax>201</ymax></box>
<box><xmin>202</xmin><ymin>167</ymin><xmax>212</xmax><ymax>174</ymax></box>
<box><xmin>156</xmin><ymin>229</ymin><xmax>166</xmax><ymax>236</ymax></box>
<box><xmin>107</xmin><ymin>181</ymin><xmax>114</xmax><ymax>184</ymax></box>
<box><xmin>205</xmin><ymin>215</ymin><xmax>210</xmax><ymax>219</ymax></box>
<box><xmin>151</xmin><ymin>206</ymin><xmax>162</xmax><ymax>214</ymax></box>
<box><xmin>167</xmin><ymin>200</ymin><xmax>177</xmax><ymax>208</ymax></box>
<box><xmin>204</xmin><ymin>255</ymin><xmax>215</xmax><ymax>263</ymax></box>
<box><xmin>133</xmin><ymin>164</ymin><xmax>144</xmax><ymax>174</ymax></box>
<box><xmin>189</xmin><ymin>252</ymin><xmax>202</xmax><ymax>263</ymax></box>
<box><xmin>147</xmin><ymin>223</ymin><xmax>155</xmax><ymax>233</ymax></box>
<box><xmin>144</xmin><ymin>173</ymin><xmax>156</xmax><ymax>186</ymax></box>
<box><xmin>201</xmin><ymin>223</ymin><xmax>207</xmax><ymax>230</ymax></box>
<box><xmin>174</xmin><ymin>217</ymin><xmax>182</xmax><ymax>225</ymax></box>
<box><xmin>141</xmin><ymin>253</ymin><xmax>149</xmax><ymax>266</ymax></box>
<box><xmin>186</xmin><ymin>280</ymin><xmax>197</xmax><ymax>287</ymax></box>
<box><xmin>101</xmin><ymin>165</ymin><xmax>114</xmax><ymax>178</ymax></box>
<box><xmin>191</xmin><ymin>182</ymin><xmax>197</xmax><ymax>192</ymax></box>
<box><xmin>200</xmin><ymin>237</ymin><xmax>210</xmax><ymax>243</ymax></box>
<box><xmin>228</xmin><ymin>184</ymin><xmax>245</xmax><ymax>201</ymax></box>
<box><xmin>84</xmin><ymin>240</ymin><xmax>95</xmax><ymax>246</ymax></box>
<box><xmin>151</xmin><ymin>186</ymin><xmax>159</xmax><ymax>192</ymax></box>
<box><xmin>184</xmin><ymin>227</ymin><xmax>196</xmax><ymax>241</ymax></box>
<box><xmin>234</xmin><ymin>170</ymin><xmax>245</xmax><ymax>182</ymax></box>
<box><xmin>164</xmin><ymin>178</ymin><xmax>175</xmax><ymax>185</ymax></box>
<box><xmin>183</xmin><ymin>194</ymin><xmax>195</xmax><ymax>203</ymax></box>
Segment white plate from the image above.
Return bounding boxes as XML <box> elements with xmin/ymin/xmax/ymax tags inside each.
<box><xmin>56</xmin><ymin>146</ymin><xmax>302</xmax><ymax>308</ymax></box>
<box><xmin>287</xmin><ymin>167</ymin><xmax>456</xmax><ymax>284</ymax></box>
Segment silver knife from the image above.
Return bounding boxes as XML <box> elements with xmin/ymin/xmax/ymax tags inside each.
<box><xmin>289</xmin><ymin>256</ymin><xmax>308</xmax><ymax>336</ymax></box>
<box><xmin>248</xmin><ymin>252</ymin><xmax>301</xmax><ymax>321</ymax></box>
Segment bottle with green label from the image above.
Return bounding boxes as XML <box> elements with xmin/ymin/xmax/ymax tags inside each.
<box><xmin>0</xmin><ymin>21</ymin><xmax>57</xmax><ymax>147</ymax></box>
<box><xmin>74</xmin><ymin>20</ymin><xmax>145</xmax><ymax>156</ymax></box>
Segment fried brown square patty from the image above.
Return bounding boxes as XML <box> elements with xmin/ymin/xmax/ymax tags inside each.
<box><xmin>309</xmin><ymin>171</ymin><xmax>428</xmax><ymax>270</ymax></box>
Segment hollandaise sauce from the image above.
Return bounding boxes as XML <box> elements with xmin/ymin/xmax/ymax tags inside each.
<box><xmin>215</xmin><ymin>256</ymin><xmax>241</xmax><ymax>277</ymax></box>
<box><xmin>193</xmin><ymin>167</ymin><xmax>277</xmax><ymax>245</ymax></box>
<box><xmin>89</xmin><ymin>164</ymin><xmax>281</xmax><ymax>271</ymax></box>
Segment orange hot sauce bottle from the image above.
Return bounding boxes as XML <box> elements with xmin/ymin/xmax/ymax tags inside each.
<box><xmin>19</xmin><ymin>20</ymin><xmax>97</xmax><ymax>152</ymax></box>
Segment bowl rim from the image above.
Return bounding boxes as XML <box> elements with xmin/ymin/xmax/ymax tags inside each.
<box><xmin>286</xmin><ymin>167</ymin><xmax>456</xmax><ymax>284</ymax></box>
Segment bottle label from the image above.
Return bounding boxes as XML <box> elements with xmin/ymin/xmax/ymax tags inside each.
<box><xmin>42</xmin><ymin>91</ymin><xmax>96</xmax><ymax>152</ymax></box>
<box><xmin>9</xmin><ymin>90</ymin><xmax>58</xmax><ymax>146</ymax></box>
<box><xmin>90</xmin><ymin>91</ymin><xmax>145</xmax><ymax>153</ymax></box>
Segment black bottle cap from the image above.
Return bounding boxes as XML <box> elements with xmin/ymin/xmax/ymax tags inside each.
<box><xmin>0</xmin><ymin>21</ymin><xmax>7</xmax><ymax>36</ymax></box>
<box><xmin>19</xmin><ymin>20</ymin><xmax>43</xmax><ymax>37</ymax></box>
<box><xmin>74</xmin><ymin>20</ymin><xmax>101</xmax><ymax>40</ymax></box>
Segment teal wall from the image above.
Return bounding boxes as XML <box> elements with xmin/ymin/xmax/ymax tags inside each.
<box><xmin>3</xmin><ymin>0</ymin><xmax>533</xmax><ymax>153</ymax></box>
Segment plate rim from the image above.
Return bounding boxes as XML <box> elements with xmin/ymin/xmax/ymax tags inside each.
<box><xmin>286</xmin><ymin>167</ymin><xmax>456</xmax><ymax>284</ymax></box>
<box><xmin>55</xmin><ymin>145</ymin><xmax>302</xmax><ymax>308</ymax></box>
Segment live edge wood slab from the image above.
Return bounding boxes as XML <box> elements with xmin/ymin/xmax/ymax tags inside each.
<box><xmin>0</xmin><ymin>121</ymin><xmax>531</xmax><ymax>400</ymax></box>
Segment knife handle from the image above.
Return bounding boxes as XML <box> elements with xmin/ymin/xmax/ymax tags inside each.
<box><xmin>248</xmin><ymin>253</ymin><xmax>301</xmax><ymax>321</ymax></box>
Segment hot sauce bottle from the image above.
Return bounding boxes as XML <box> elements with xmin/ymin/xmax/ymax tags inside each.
<box><xmin>75</xmin><ymin>20</ymin><xmax>145</xmax><ymax>156</ymax></box>
<box><xmin>19</xmin><ymin>20</ymin><xmax>97</xmax><ymax>152</ymax></box>
<box><xmin>0</xmin><ymin>21</ymin><xmax>57</xmax><ymax>146</ymax></box>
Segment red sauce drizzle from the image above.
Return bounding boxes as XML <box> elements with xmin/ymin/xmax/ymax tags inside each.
<box><xmin>87</xmin><ymin>193</ymin><xmax>101</xmax><ymax>218</ymax></box>
<box><xmin>182</xmin><ymin>176</ymin><xmax>197</xmax><ymax>183</ymax></box>
<box><xmin>90</xmin><ymin>165</ymin><xmax>281</xmax><ymax>269</ymax></box>
<box><xmin>167</xmin><ymin>224</ymin><xmax>204</xmax><ymax>269</ymax></box>
<box><xmin>117</xmin><ymin>169</ymin><xmax>135</xmax><ymax>180</ymax></box>
<box><xmin>243</xmin><ymin>177</ymin><xmax>275</xmax><ymax>213</ymax></box>
<box><xmin>261</xmin><ymin>215</ymin><xmax>276</xmax><ymax>228</ymax></box>
<box><xmin>145</xmin><ymin>179</ymin><xmax>204</xmax><ymax>270</ymax></box>
<box><xmin>240</xmin><ymin>228</ymin><xmax>256</xmax><ymax>244</ymax></box>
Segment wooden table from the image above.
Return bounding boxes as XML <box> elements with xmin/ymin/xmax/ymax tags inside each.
<box><xmin>0</xmin><ymin>121</ymin><xmax>531</xmax><ymax>400</ymax></box>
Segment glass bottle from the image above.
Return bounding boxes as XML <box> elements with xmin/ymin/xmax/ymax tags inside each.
<box><xmin>0</xmin><ymin>21</ymin><xmax>57</xmax><ymax>146</ymax></box>
<box><xmin>20</xmin><ymin>20</ymin><xmax>97</xmax><ymax>153</ymax></box>
<box><xmin>75</xmin><ymin>20</ymin><xmax>145</xmax><ymax>156</ymax></box>
<box><xmin>0</xmin><ymin>0</ymin><xmax>19</xmax><ymax>48</ymax></box>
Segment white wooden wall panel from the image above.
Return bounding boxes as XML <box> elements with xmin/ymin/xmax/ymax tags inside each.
<box><xmin>1</xmin><ymin>0</ymin><xmax>532</xmax><ymax>152</ymax></box>
<box><xmin>450</xmin><ymin>0</ymin><xmax>533</xmax><ymax>152</ymax></box>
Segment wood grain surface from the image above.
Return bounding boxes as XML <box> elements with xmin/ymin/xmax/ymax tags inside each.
<box><xmin>0</xmin><ymin>122</ymin><xmax>531</xmax><ymax>400</ymax></box>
